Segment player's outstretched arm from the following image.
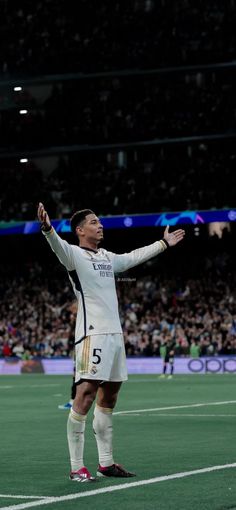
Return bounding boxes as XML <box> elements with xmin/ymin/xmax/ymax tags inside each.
<box><xmin>37</xmin><ymin>202</ymin><xmax>52</xmax><ymax>232</ymax></box>
<box><xmin>112</xmin><ymin>226</ymin><xmax>185</xmax><ymax>273</ymax></box>
<box><xmin>37</xmin><ymin>202</ymin><xmax>75</xmax><ymax>271</ymax></box>
<box><xmin>163</xmin><ymin>225</ymin><xmax>185</xmax><ymax>247</ymax></box>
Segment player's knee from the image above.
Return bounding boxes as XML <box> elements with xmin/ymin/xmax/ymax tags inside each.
<box><xmin>98</xmin><ymin>394</ymin><xmax>118</xmax><ymax>409</ymax></box>
<box><xmin>74</xmin><ymin>385</ymin><xmax>97</xmax><ymax>414</ymax></box>
<box><xmin>74</xmin><ymin>394</ymin><xmax>95</xmax><ymax>414</ymax></box>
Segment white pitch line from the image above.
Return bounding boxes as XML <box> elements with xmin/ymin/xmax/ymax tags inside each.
<box><xmin>0</xmin><ymin>384</ymin><xmax>61</xmax><ymax>390</ymax></box>
<box><xmin>0</xmin><ymin>463</ymin><xmax>236</xmax><ymax>510</ymax></box>
<box><xmin>131</xmin><ymin>413</ymin><xmax>236</xmax><ymax>417</ymax></box>
<box><xmin>113</xmin><ymin>400</ymin><xmax>236</xmax><ymax>415</ymax></box>
<box><xmin>0</xmin><ymin>497</ymin><xmax>49</xmax><ymax>501</ymax></box>
<box><xmin>27</xmin><ymin>384</ymin><xmax>61</xmax><ymax>388</ymax></box>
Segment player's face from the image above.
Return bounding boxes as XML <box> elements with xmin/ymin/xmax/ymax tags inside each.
<box><xmin>77</xmin><ymin>214</ymin><xmax>104</xmax><ymax>244</ymax></box>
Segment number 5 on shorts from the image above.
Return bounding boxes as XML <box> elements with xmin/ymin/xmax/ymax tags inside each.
<box><xmin>92</xmin><ymin>348</ymin><xmax>102</xmax><ymax>364</ymax></box>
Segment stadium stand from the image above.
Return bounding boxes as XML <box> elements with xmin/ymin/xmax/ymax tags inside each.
<box><xmin>0</xmin><ymin>0</ymin><xmax>236</xmax><ymax>76</ymax></box>
<box><xmin>1</xmin><ymin>238</ymin><xmax>236</xmax><ymax>359</ymax></box>
<box><xmin>0</xmin><ymin>0</ymin><xmax>235</xmax><ymax>361</ymax></box>
<box><xmin>1</xmin><ymin>69</ymin><xmax>236</xmax><ymax>150</ymax></box>
<box><xmin>0</xmin><ymin>1</ymin><xmax>236</xmax><ymax>221</ymax></box>
<box><xmin>0</xmin><ymin>139</ymin><xmax>236</xmax><ymax>220</ymax></box>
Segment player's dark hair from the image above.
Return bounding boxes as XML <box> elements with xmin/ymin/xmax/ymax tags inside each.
<box><xmin>70</xmin><ymin>209</ymin><xmax>94</xmax><ymax>235</ymax></box>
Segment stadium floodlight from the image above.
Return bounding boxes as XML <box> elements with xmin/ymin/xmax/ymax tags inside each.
<box><xmin>14</xmin><ymin>86</ymin><xmax>22</xmax><ymax>91</ymax></box>
<box><xmin>19</xmin><ymin>109</ymin><xmax>28</xmax><ymax>114</ymax></box>
<box><xmin>20</xmin><ymin>158</ymin><xmax>28</xmax><ymax>163</ymax></box>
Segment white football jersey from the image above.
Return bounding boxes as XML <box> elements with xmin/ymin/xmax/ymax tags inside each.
<box><xmin>43</xmin><ymin>229</ymin><xmax>167</xmax><ymax>343</ymax></box>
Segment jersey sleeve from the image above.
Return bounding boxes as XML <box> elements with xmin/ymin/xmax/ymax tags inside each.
<box><xmin>42</xmin><ymin>228</ymin><xmax>75</xmax><ymax>271</ymax></box>
<box><xmin>109</xmin><ymin>240</ymin><xmax>167</xmax><ymax>273</ymax></box>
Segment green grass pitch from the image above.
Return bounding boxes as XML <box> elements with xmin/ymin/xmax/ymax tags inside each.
<box><xmin>0</xmin><ymin>374</ymin><xmax>236</xmax><ymax>510</ymax></box>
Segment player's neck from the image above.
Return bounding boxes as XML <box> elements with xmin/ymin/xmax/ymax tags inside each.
<box><xmin>80</xmin><ymin>240</ymin><xmax>99</xmax><ymax>252</ymax></box>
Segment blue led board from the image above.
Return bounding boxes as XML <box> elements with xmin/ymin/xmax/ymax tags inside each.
<box><xmin>0</xmin><ymin>209</ymin><xmax>236</xmax><ymax>235</ymax></box>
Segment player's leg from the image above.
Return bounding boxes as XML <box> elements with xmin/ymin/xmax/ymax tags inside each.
<box><xmin>163</xmin><ymin>359</ymin><xmax>168</xmax><ymax>374</ymax></box>
<box><xmin>71</xmin><ymin>376</ymin><xmax>76</xmax><ymax>399</ymax></box>
<box><xmin>168</xmin><ymin>358</ymin><xmax>174</xmax><ymax>379</ymax></box>
<box><xmin>68</xmin><ymin>333</ymin><xmax>115</xmax><ymax>482</ymax></box>
<box><xmin>92</xmin><ymin>335</ymin><xmax>122</xmax><ymax>471</ymax></box>
<box><xmin>94</xmin><ymin>381</ymin><xmax>135</xmax><ymax>477</ymax></box>
<box><xmin>70</xmin><ymin>363</ymin><xmax>77</xmax><ymax>402</ymax></box>
<box><xmin>159</xmin><ymin>359</ymin><xmax>167</xmax><ymax>378</ymax></box>
<box><xmin>94</xmin><ymin>380</ymin><xmax>121</xmax><ymax>468</ymax></box>
<box><xmin>58</xmin><ymin>375</ymin><xmax>76</xmax><ymax>410</ymax></box>
<box><xmin>68</xmin><ymin>379</ymin><xmax>100</xmax><ymax>482</ymax></box>
<box><xmin>93</xmin><ymin>334</ymin><xmax>135</xmax><ymax>478</ymax></box>
<box><xmin>68</xmin><ymin>335</ymin><xmax>105</xmax><ymax>482</ymax></box>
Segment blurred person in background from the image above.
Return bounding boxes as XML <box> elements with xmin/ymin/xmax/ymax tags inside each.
<box><xmin>160</xmin><ymin>338</ymin><xmax>176</xmax><ymax>379</ymax></box>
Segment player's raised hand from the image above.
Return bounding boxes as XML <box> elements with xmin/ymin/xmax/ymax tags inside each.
<box><xmin>164</xmin><ymin>225</ymin><xmax>185</xmax><ymax>247</ymax></box>
<box><xmin>37</xmin><ymin>202</ymin><xmax>52</xmax><ymax>231</ymax></box>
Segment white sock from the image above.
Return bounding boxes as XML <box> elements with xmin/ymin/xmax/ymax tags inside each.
<box><xmin>93</xmin><ymin>404</ymin><xmax>114</xmax><ymax>467</ymax></box>
<box><xmin>67</xmin><ymin>408</ymin><xmax>87</xmax><ymax>472</ymax></box>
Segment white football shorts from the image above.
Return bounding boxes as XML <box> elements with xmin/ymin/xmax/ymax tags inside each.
<box><xmin>75</xmin><ymin>333</ymin><xmax>128</xmax><ymax>383</ymax></box>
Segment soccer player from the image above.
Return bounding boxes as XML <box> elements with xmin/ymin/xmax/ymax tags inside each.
<box><xmin>160</xmin><ymin>338</ymin><xmax>176</xmax><ymax>379</ymax></box>
<box><xmin>58</xmin><ymin>375</ymin><xmax>76</xmax><ymax>410</ymax></box>
<box><xmin>37</xmin><ymin>202</ymin><xmax>185</xmax><ymax>482</ymax></box>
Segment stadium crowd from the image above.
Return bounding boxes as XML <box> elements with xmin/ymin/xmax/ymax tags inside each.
<box><xmin>1</xmin><ymin>68</ymin><xmax>236</xmax><ymax>150</ymax></box>
<box><xmin>1</xmin><ymin>0</ymin><xmax>236</xmax><ymax>77</ymax></box>
<box><xmin>0</xmin><ymin>1</ymin><xmax>235</xmax><ymax>223</ymax></box>
<box><xmin>1</xmin><ymin>251</ymin><xmax>236</xmax><ymax>359</ymax></box>
<box><xmin>0</xmin><ymin>139</ymin><xmax>235</xmax><ymax>221</ymax></box>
